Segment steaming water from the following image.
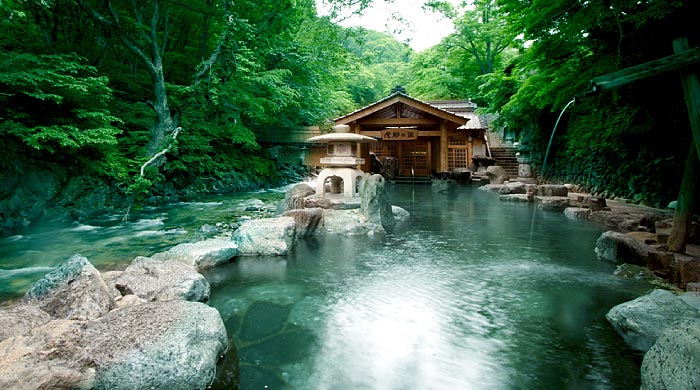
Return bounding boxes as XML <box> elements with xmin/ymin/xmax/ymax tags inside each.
<box><xmin>0</xmin><ymin>184</ymin><xmax>650</xmax><ymax>389</ymax></box>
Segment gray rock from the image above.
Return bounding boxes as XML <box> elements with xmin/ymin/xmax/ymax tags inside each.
<box><xmin>304</xmin><ymin>194</ymin><xmax>360</xmax><ymax>210</ymax></box>
<box><xmin>392</xmin><ymin>206</ymin><xmax>411</xmax><ymax>224</ymax></box>
<box><xmin>535</xmin><ymin>196</ymin><xmax>570</xmax><ymax>211</ymax></box>
<box><xmin>283</xmin><ymin>207</ymin><xmax>323</xmax><ymax>238</ymax></box>
<box><xmin>564</xmin><ymin>207</ymin><xmax>591</xmax><ymax>220</ymax></box>
<box><xmin>152</xmin><ymin>238</ymin><xmax>238</xmax><ymax>270</ymax></box>
<box><xmin>90</xmin><ymin>301</ymin><xmax>228</xmax><ymax>389</ymax></box>
<box><xmin>23</xmin><ymin>254</ymin><xmax>115</xmax><ymax>320</ymax></box>
<box><xmin>115</xmin><ymin>256</ymin><xmax>210</xmax><ymax>302</ymax></box>
<box><xmin>0</xmin><ymin>301</ymin><xmax>228</xmax><ymax>390</ymax></box>
<box><xmin>680</xmin><ymin>292</ymin><xmax>700</xmax><ymax>310</ymax></box>
<box><xmin>641</xmin><ymin>319</ymin><xmax>700</xmax><ymax>390</ymax></box>
<box><xmin>486</xmin><ymin>165</ymin><xmax>508</xmax><ymax>184</ymax></box>
<box><xmin>595</xmin><ymin>231</ymin><xmax>650</xmax><ymax>265</ymax></box>
<box><xmin>477</xmin><ymin>184</ymin><xmax>504</xmax><ymax>193</ymax></box>
<box><xmin>233</xmin><ymin>216</ymin><xmax>296</xmax><ymax>256</ymax></box>
<box><xmin>606</xmin><ymin>289</ymin><xmax>700</xmax><ymax>351</ymax></box>
<box><xmin>0</xmin><ymin>304</ymin><xmax>50</xmax><ymax>342</ymax></box>
<box><xmin>322</xmin><ymin>209</ymin><xmax>385</xmax><ymax>237</ymax></box>
<box><xmin>538</xmin><ymin>184</ymin><xmax>568</xmax><ymax>197</ymax></box>
<box><xmin>360</xmin><ymin>174</ymin><xmax>395</xmax><ymax>228</ymax></box>
<box><xmin>278</xmin><ymin>183</ymin><xmax>315</xmax><ymax>213</ymax></box>
<box><xmin>101</xmin><ymin>270</ymin><xmax>124</xmax><ymax>299</ymax></box>
<box><xmin>498</xmin><ymin>181</ymin><xmax>527</xmax><ymax>195</ymax></box>
<box><xmin>499</xmin><ymin>194</ymin><xmax>531</xmax><ymax>203</ymax></box>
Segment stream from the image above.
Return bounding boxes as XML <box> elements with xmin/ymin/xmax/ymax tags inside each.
<box><xmin>0</xmin><ymin>184</ymin><xmax>651</xmax><ymax>389</ymax></box>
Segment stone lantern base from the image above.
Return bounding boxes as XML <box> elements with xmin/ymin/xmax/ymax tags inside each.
<box><xmin>316</xmin><ymin>167</ymin><xmax>366</xmax><ymax>198</ymax></box>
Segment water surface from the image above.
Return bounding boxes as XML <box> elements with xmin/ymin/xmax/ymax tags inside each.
<box><xmin>0</xmin><ymin>184</ymin><xmax>650</xmax><ymax>389</ymax></box>
<box><xmin>203</xmin><ymin>185</ymin><xmax>650</xmax><ymax>389</ymax></box>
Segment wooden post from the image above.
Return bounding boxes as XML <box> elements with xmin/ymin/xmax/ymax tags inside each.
<box><xmin>668</xmin><ymin>38</ymin><xmax>700</xmax><ymax>252</ymax></box>
<box><xmin>440</xmin><ymin>121</ymin><xmax>448</xmax><ymax>173</ymax></box>
<box><xmin>669</xmin><ymin>144</ymin><xmax>699</xmax><ymax>252</ymax></box>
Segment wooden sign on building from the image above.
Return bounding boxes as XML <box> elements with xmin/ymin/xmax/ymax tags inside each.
<box><xmin>381</xmin><ymin>128</ymin><xmax>418</xmax><ymax>140</ymax></box>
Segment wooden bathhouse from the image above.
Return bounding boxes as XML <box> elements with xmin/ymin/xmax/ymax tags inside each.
<box><xmin>315</xmin><ymin>92</ymin><xmax>488</xmax><ymax>178</ymax></box>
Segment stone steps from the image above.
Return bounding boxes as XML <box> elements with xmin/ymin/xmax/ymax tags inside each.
<box><xmin>490</xmin><ymin>147</ymin><xmax>519</xmax><ymax>177</ymax></box>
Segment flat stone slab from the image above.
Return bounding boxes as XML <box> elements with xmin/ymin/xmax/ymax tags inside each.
<box><xmin>233</xmin><ymin>217</ymin><xmax>296</xmax><ymax>256</ymax></box>
<box><xmin>152</xmin><ymin>238</ymin><xmax>238</xmax><ymax>270</ymax></box>
<box><xmin>564</xmin><ymin>207</ymin><xmax>591</xmax><ymax>220</ymax></box>
<box><xmin>115</xmin><ymin>256</ymin><xmax>210</xmax><ymax>302</ymax></box>
<box><xmin>499</xmin><ymin>194</ymin><xmax>530</xmax><ymax>203</ymax></box>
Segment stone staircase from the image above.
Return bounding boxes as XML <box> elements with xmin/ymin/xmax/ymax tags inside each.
<box><xmin>490</xmin><ymin>147</ymin><xmax>519</xmax><ymax>178</ymax></box>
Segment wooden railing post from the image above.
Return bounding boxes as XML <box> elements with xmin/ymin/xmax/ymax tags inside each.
<box><xmin>668</xmin><ymin>38</ymin><xmax>700</xmax><ymax>252</ymax></box>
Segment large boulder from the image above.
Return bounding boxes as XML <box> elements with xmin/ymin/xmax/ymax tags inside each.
<box><xmin>486</xmin><ymin>165</ymin><xmax>508</xmax><ymax>184</ymax></box>
<box><xmin>641</xmin><ymin>319</ymin><xmax>700</xmax><ymax>390</ymax></box>
<box><xmin>0</xmin><ymin>304</ymin><xmax>50</xmax><ymax>342</ymax></box>
<box><xmin>360</xmin><ymin>174</ymin><xmax>395</xmax><ymax>229</ymax></box>
<box><xmin>23</xmin><ymin>254</ymin><xmax>115</xmax><ymax>320</ymax></box>
<box><xmin>114</xmin><ymin>256</ymin><xmax>210</xmax><ymax>302</ymax></box>
<box><xmin>564</xmin><ymin>207</ymin><xmax>591</xmax><ymax>220</ymax></box>
<box><xmin>538</xmin><ymin>184</ymin><xmax>568</xmax><ymax>197</ymax></box>
<box><xmin>535</xmin><ymin>196</ymin><xmax>570</xmax><ymax>211</ymax></box>
<box><xmin>322</xmin><ymin>209</ymin><xmax>385</xmax><ymax>237</ymax></box>
<box><xmin>595</xmin><ymin>230</ymin><xmax>650</xmax><ymax>265</ymax></box>
<box><xmin>283</xmin><ymin>207</ymin><xmax>323</xmax><ymax>238</ymax></box>
<box><xmin>152</xmin><ymin>238</ymin><xmax>238</xmax><ymax>270</ymax></box>
<box><xmin>0</xmin><ymin>301</ymin><xmax>228</xmax><ymax>390</ymax></box>
<box><xmin>392</xmin><ymin>206</ymin><xmax>411</xmax><ymax>224</ymax></box>
<box><xmin>277</xmin><ymin>183</ymin><xmax>315</xmax><ymax>213</ymax></box>
<box><xmin>498</xmin><ymin>181</ymin><xmax>527</xmax><ymax>195</ymax></box>
<box><xmin>606</xmin><ymin>289</ymin><xmax>700</xmax><ymax>351</ymax></box>
<box><xmin>233</xmin><ymin>216</ymin><xmax>296</xmax><ymax>256</ymax></box>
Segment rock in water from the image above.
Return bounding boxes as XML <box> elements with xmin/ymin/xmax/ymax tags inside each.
<box><xmin>606</xmin><ymin>289</ymin><xmax>700</xmax><ymax>351</ymax></box>
<box><xmin>0</xmin><ymin>301</ymin><xmax>228</xmax><ymax>390</ymax></box>
<box><xmin>360</xmin><ymin>174</ymin><xmax>395</xmax><ymax>229</ymax></box>
<box><xmin>152</xmin><ymin>238</ymin><xmax>238</xmax><ymax>270</ymax></box>
<box><xmin>595</xmin><ymin>231</ymin><xmax>649</xmax><ymax>265</ymax></box>
<box><xmin>278</xmin><ymin>183</ymin><xmax>315</xmax><ymax>213</ymax></box>
<box><xmin>90</xmin><ymin>301</ymin><xmax>227</xmax><ymax>389</ymax></box>
<box><xmin>114</xmin><ymin>256</ymin><xmax>210</xmax><ymax>302</ymax></box>
<box><xmin>486</xmin><ymin>165</ymin><xmax>507</xmax><ymax>184</ymax></box>
<box><xmin>283</xmin><ymin>207</ymin><xmax>323</xmax><ymax>238</ymax></box>
<box><xmin>641</xmin><ymin>319</ymin><xmax>700</xmax><ymax>390</ymax></box>
<box><xmin>23</xmin><ymin>254</ymin><xmax>115</xmax><ymax>320</ymax></box>
<box><xmin>233</xmin><ymin>216</ymin><xmax>296</xmax><ymax>256</ymax></box>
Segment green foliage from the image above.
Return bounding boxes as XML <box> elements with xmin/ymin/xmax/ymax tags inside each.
<box><xmin>0</xmin><ymin>52</ymin><xmax>122</xmax><ymax>153</ymax></box>
<box><xmin>474</xmin><ymin>0</ymin><xmax>697</xmax><ymax>206</ymax></box>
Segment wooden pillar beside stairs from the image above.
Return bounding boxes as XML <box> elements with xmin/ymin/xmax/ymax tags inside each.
<box><xmin>668</xmin><ymin>38</ymin><xmax>700</xmax><ymax>252</ymax></box>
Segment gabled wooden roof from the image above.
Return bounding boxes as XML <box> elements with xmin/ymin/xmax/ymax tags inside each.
<box><xmin>335</xmin><ymin>92</ymin><xmax>469</xmax><ymax>130</ymax></box>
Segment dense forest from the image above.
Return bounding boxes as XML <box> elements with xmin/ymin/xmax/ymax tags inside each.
<box><xmin>1</xmin><ymin>0</ymin><xmax>698</xmax><ymax>234</ymax></box>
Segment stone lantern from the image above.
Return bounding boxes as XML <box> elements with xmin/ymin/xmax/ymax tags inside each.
<box><xmin>307</xmin><ymin>124</ymin><xmax>376</xmax><ymax>197</ymax></box>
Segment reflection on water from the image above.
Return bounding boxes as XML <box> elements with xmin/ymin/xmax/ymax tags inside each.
<box><xmin>1</xmin><ymin>184</ymin><xmax>650</xmax><ymax>389</ymax></box>
<box><xmin>204</xmin><ymin>185</ymin><xmax>650</xmax><ymax>389</ymax></box>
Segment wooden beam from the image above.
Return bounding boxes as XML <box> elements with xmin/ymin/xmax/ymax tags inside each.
<box><xmin>591</xmin><ymin>46</ymin><xmax>700</xmax><ymax>90</ymax></box>
<box><xmin>358</xmin><ymin>118</ymin><xmax>440</xmax><ymax>126</ymax></box>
